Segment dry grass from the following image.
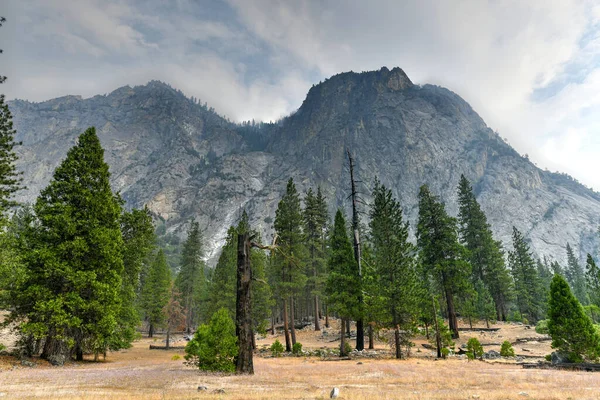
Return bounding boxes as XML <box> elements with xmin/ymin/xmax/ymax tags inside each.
<box><xmin>0</xmin><ymin>320</ymin><xmax>597</xmax><ymax>399</ymax></box>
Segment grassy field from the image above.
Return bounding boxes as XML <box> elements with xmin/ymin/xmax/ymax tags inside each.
<box><xmin>0</xmin><ymin>320</ymin><xmax>598</xmax><ymax>399</ymax></box>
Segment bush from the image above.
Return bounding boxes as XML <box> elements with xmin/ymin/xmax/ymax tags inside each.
<box><xmin>292</xmin><ymin>342</ymin><xmax>303</xmax><ymax>355</ymax></box>
<box><xmin>184</xmin><ymin>308</ymin><xmax>238</xmax><ymax>372</ymax></box>
<box><xmin>535</xmin><ymin>320</ymin><xmax>549</xmax><ymax>334</ymax></box>
<box><xmin>270</xmin><ymin>339</ymin><xmax>284</xmax><ymax>357</ymax></box>
<box><xmin>171</xmin><ymin>354</ymin><xmax>181</xmax><ymax>361</ymax></box>
<box><xmin>466</xmin><ymin>338</ymin><xmax>484</xmax><ymax>360</ymax></box>
<box><xmin>500</xmin><ymin>341</ymin><xmax>515</xmax><ymax>357</ymax></box>
<box><xmin>344</xmin><ymin>341</ymin><xmax>352</xmax><ymax>356</ymax></box>
<box><xmin>0</xmin><ymin>343</ymin><xmax>5</xmax><ymax>353</ymax></box>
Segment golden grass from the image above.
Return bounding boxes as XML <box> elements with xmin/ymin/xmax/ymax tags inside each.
<box><xmin>0</xmin><ymin>320</ymin><xmax>591</xmax><ymax>399</ymax></box>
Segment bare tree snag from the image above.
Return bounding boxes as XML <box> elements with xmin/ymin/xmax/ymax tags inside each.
<box><xmin>347</xmin><ymin>149</ymin><xmax>365</xmax><ymax>351</ymax></box>
<box><xmin>236</xmin><ymin>233</ymin><xmax>254</xmax><ymax>374</ymax></box>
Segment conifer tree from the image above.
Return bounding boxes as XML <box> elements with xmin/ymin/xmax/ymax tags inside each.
<box><xmin>457</xmin><ymin>175</ymin><xmax>512</xmax><ymax>320</ymax></box>
<box><xmin>113</xmin><ymin>206</ymin><xmax>155</xmax><ymax>349</ymax></box>
<box><xmin>417</xmin><ymin>185</ymin><xmax>470</xmax><ymax>339</ymax></box>
<box><xmin>327</xmin><ymin>210</ymin><xmax>361</xmax><ymax>356</ymax></box>
<box><xmin>369</xmin><ymin>180</ymin><xmax>420</xmax><ymax>358</ymax></box>
<box><xmin>140</xmin><ymin>250</ymin><xmax>171</xmax><ymax>337</ymax></box>
<box><xmin>548</xmin><ymin>274</ymin><xmax>600</xmax><ymax>362</ymax></box>
<box><xmin>273</xmin><ymin>178</ymin><xmax>307</xmax><ymax>351</ymax></box>
<box><xmin>163</xmin><ymin>282</ymin><xmax>185</xmax><ymax>349</ymax></box>
<box><xmin>585</xmin><ymin>254</ymin><xmax>600</xmax><ymax>308</ymax></box>
<box><xmin>303</xmin><ymin>186</ymin><xmax>328</xmax><ymax>331</ymax></box>
<box><xmin>15</xmin><ymin>127</ymin><xmax>124</xmax><ymax>363</ymax></box>
<box><xmin>508</xmin><ymin>227</ymin><xmax>544</xmax><ymax>323</ymax></box>
<box><xmin>176</xmin><ymin>220</ymin><xmax>206</xmax><ymax>332</ymax></box>
<box><xmin>0</xmin><ymin>17</ymin><xmax>23</xmax><ymax>218</ymax></box>
<box><xmin>566</xmin><ymin>243</ymin><xmax>588</xmax><ymax>304</ymax></box>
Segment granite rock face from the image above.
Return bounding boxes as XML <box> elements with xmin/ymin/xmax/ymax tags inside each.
<box><xmin>10</xmin><ymin>68</ymin><xmax>600</xmax><ymax>264</ymax></box>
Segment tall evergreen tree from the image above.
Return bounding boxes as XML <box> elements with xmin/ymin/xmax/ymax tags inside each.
<box><xmin>585</xmin><ymin>254</ymin><xmax>600</xmax><ymax>308</ymax></box>
<box><xmin>327</xmin><ymin>210</ymin><xmax>361</xmax><ymax>356</ymax></box>
<box><xmin>140</xmin><ymin>250</ymin><xmax>171</xmax><ymax>337</ymax></box>
<box><xmin>175</xmin><ymin>220</ymin><xmax>206</xmax><ymax>332</ymax></box>
<box><xmin>369</xmin><ymin>180</ymin><xmax>420</xmax><ymax>358</ymax></box>
<box><xmin>548</xmin><ymin>274</ymin><xmax>600</xmax><ymax>362</ymax></box>
<box><xmin>508</xmin><ymin>227</ymin><xmax>544</xmax><ymax>323</ymax></box>
<box><xmin>0</xmin><ymin>17</ymin><xmax>23</xmax><ymax>218</ymax></box>
<box><xmin>417</xmin><ymin>185</ymin><xmax>470</xmax><ymax>339</ymax></box>
<box><xmin>303</xmin><ymin>186</ymin><xmax>328</xmax><ymax>331</ymax></box>
<box><xmin>273</xmin><ymin>178</ymin><xmax>307</xmax><ymax>351</ymax></box>
<box><xmin>15</xmin><ymin>127</ymin><xmax>124</xmax><ymax>363</ymax></box>
<box><xmin>566</xmin><ymin>243</ymin><xmax>588</xmax><ymax>304</ymax></box>
<box><xmin>457</xmin><ymin>175</ymin><xmax>512</xmax><ymax>320</ymax></box>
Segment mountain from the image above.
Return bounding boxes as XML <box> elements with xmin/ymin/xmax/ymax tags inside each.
<box><xmin>9</xmin><ymin>68</ymin><xmax>600</xmax><ymax>264</ymax></box>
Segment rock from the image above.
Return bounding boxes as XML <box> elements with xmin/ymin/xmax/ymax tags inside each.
<box><xmin>483</xmin><ymin>350</ymin><xmax>501</xmax><ymax>360</ymax></box>
<box><xmin>20</xmin><ymin>359</ymin><xmax>36</xmax><ymax>368</ymax></box>
<box><xmin>330</xmin><ymin>387</ymin><xmax>340</xmax><ymax>399</ymax></box>
<box><xmin>197</xmin><ymin>386</ymin><xmax>208</xmax><ymax>391</ymax></box>
<box><xmin>357</xmin><ymin>362</ymin><xmax>363</xmax><ymax>365</ymax></box>
<box><xmin>213</xmin><ymin>389</ymin><xmax>225</xmax><ymax>394</ymax></box>
<box><xmin>515</xmin><ymin>356</ymin><xmax>525</xmax><ymax>362</ymax></box>
<box><xmin>521</xmin><ymin>348</ymin><xmax>531</xmax><ymax>352</ymax></box>
<box><xmin>472</xmin><ymin>395</ymin><xmax>480</xmax><ymax>399</ymax></box>
<box><xmin>519</xmin><ymin>392</ymin><xmax>529</xmax><ymax>397</ymax></box>
<box><xmin>551</xmin><ymin>351</ymin><xmax>570</xmax><ymax>364</ymax></box>
<box><xmin>47</xmin><ymin>354</ymin><xmax>66</xmax><ymax>366</ymax></box>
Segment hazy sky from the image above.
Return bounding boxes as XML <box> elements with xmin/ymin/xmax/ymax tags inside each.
<box><xmin>2</xmin><ymin>0</ymin><xmax>600</xmax><ymax>190</ymax></box>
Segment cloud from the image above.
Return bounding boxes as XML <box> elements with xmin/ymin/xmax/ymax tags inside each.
<box><xmin>2</xmin><ymin>0</ymin><xmax>600</xmax><ymax>189</ymax></box>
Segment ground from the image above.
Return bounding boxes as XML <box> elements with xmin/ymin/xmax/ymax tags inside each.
<box><xmin>0</xmin><ymin>317</ymin><xmax>598</xmax><ymax>399</ymax></box>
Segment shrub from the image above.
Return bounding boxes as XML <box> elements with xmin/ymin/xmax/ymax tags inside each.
<box><xmin>535</xmin><ymin>320</ymin><xmax>549</xmax><ymax>334</ymax></box>
<box><xmin>0</xmin><ymin>343</ymin><xmax>5</xmax><ymax>353</ymax></box>
<box><xmin>270</xmin><ymin>339</ymin><xmax>284</xmax><ymax>357</ymax></box>
<box><xmin>184</xmin><ymin>308</ymin><xmax>238</xmax><ymax>372</ymax></box>
<box><xmin>500</xmin><ymin>341</ymin><xmax>515</xmax><ymax>357</ymax></box>
<box><xmin>466</xmin><ymin>338</ymin><xmax>484</xmax><ymax>360</ymax></box>
<box><xmin>292</xmin><ymin>342</ymin><xmax>303</xmax><ymax>355</ymax></box>
<box><xmin>171</xmin><ymin>354</ymin><xmax>181</xmax><ymax>361</ymax></box>
<box><xmin>344</xmin><ymin>341</ymin><xmax>352</xmax><ymax>356</ymax></box>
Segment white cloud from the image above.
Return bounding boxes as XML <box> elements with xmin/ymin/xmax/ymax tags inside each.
<box><xmin>2</xmin><ymin>0</ymin><xmax>600</xmax><ymax>189</ymax></box>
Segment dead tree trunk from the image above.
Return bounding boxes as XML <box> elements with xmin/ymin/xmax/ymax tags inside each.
<box><xmin>347</xmin><ymin>150</ymin><xmax>364</xmax><ymax>351</ymax></box>
<box><xmin>235</xmin><ymin>233</ymin><xmax>254</xmax><ymax>374</ymax></box>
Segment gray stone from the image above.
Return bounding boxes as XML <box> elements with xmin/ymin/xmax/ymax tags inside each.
<box><xmin>20</xmin><ymin>359</ymin><xmax>36</xmax><ymax>368</ymax></box>
<box><xmin>197</xmin><ymin>386</ymin><xmax>208</xmax><ymax>391</ymax></box>
<box><xmin>551</xmin><ymin>351</ymin><xmax>570</xmax><ymax>364</ymax></box>
<box><xmin>47</xmin><ymin>354</ymin><xmax>66</xmax><ymax>366</ymax></box>
<box><xmin>483</xmin><ymin>350</ymin><xmax>501</xmax><ymax>360</ymax></box>
<box><xmin>330</xmin><ymin>387</ymin><xmax>340</xmax><ymax>399</ymax></box>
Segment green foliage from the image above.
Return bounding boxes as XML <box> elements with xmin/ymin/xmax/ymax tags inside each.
<box><xmin>171</xmin><ymin>354</ymin><xmax>181</xmax><ymax>361</ymax></box>
<box><xmin>292</xmin><ymin>342</ymin><xmax>303</xmax><ymax>355</ymax></box>
<box><xmin>326</xmin><ymin>210</ymin><xmax>361</xmax><ymax>320</ymax></box>
<box><xmin>585</xmin><ymin>254</ymin><xmax>600</xmax><ymax>308</ymax></box>
<box><xmin>0</xmin><ymin>343</ymin><xmax>6</xmax><ymax>352</ymax></box>
<box><xmin>466</xmin><ymin>337</ymin><xmax>483</xmax><ymax>360</ymax></box>
<box><xmin>140</xmin><ymin>250</ymin><xmax>171</xmax><ymax>336</ymax></box>
<box><xmin>457</xmin><ymin>175</ymin><xmax>511</xmax><ymax>321</ymax></box>
<box><xmin>14</xmin><ymin>127</ymin><xmax>124</xmax><ymax>358</ymax></box>
<box><xmin>368</xmin><ymin>180</ymin><xmax>421</xmax><ymax>343</ymax></box>
<box><xmin>535</xmin><ymin>319</ymin><xmax>549</xmax><ymax>334</ymax></box>
<box><xmin>548</xmin><ymin>275</ymin><xmax>600</xmax><ymax>362</ymax></box>
<box><xmin>500</xmin><ymin>341</ymin><xmax>515</xmax><ymax>357</ymax></box>
<box><xmin>566</xmin><ymin>243</ymin><xmax>588</xmax><ymax>305</ymax></box>
<box><xmin>508</xmin><ymin>227</ymin><xmax>545</xmax><ymax>323</ymax></box>
<box><xmin>270</xmin><ymin>339</ymin><xmax>284</xmax><ymax>357</ymax></box>
<box><xmin>429</xmin><ymin>317</ymin><xmax>455</xmax><ymax>358</ymax></box>
<box><xmin>184</xmin><ymin>308</ymin><xmax>237</xmax><ymax>372</ymax></box>
<box><xmin>344</xmin><ymin>341</ymin><xmax>353</xmax><ymax>355</ymax></box>
<box><xmin>584</xmin><ymin>305</ymin><xmax>600</xmax><ymax>324</ymax></box>
<box><xmin>0</xmin><ymin>92</ymin><xmax>23</xmax><ymax>216</ymax></box>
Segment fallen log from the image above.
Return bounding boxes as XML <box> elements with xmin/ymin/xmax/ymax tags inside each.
<box><xmin>457</xmin><ymin>328</ymin><xmax>500</xmax><ymax>332</ymax></box>
<box><xmin>149</xmin><ymin>345</ymin><xmax>186</xmax><ymax>350</ymax></box>
<box><xmin>522</xmin><ymin>362</ymin><xmax>600</xmax><ymax>372</ymax></box>
<box><xmin>511</xmin><ymin>336</ymin><xmax>551</xmax><ymax>345</ymax></box>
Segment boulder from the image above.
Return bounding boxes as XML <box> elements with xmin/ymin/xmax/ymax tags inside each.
<box><xmin>330</xmin><ymin>387</ymin><xmax>340</xmax><ymax>399</ymax></box>
<box><xmin>551</xmin><ymin>351</ymin><xmax>570</xmax><ymax>364</ymax></box>
<box><xmin>47</xmin><ymin>354</ymin><xmax>66</xmax><ymax>366</ymax></box>
<box><xmin>483</xmin><ymin>350</ymin><xmax>501</xmax><ymax>360</ymax></box>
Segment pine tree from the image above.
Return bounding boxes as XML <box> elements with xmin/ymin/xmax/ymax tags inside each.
<box><xmin>508</xmin><ymin>227</ymin><xmax>544</xmax><ymax>323</ymax></box>
<box><xmin>0</xmin><ymin>17</ymin><xmax>23</xmax><ymax>218</ymax></box>
<box><xmin>15</xmin><ymin>127</ymin><xmax>124</xmax><ymax>363</ymax></box>
<box><xmin>327</xmin><ymin>210</ymin><xmax>361</xmax><ymax>356</ymax></box>
<box><xmin>369</xmin><ymin>180</ymin><xmax>420</xmax><ymax>358</ymax></box>
<box><xmin>457</xmin><ymin>175</ymin><xmax>512</xmax><ymax>320</ymax></box>
<box><xmin>273</xmin><ymin>178</ymin><xmax>307</xmax><ymax>351</ymax></box>
<box><xmin>140</xmin><ymin>250</ymin><xmax>171</xmax><ymax>337</ymax></box>
<box><xmin>113</xmin><ymin>207</ymin><xmax>155</xmax><ymax>349</ymax></box>
<box><xmin>585</xmin><ymin>254</ymin><xmax>600</xmax><ymax>308</ymax></box>
<box><xmin>566</xmin><ymin>243</ymin><xmax>588</xmax><ymax>304</ymax></box>
<box><xmin>417</xmin><ymin>185</ymin><xmax>470</xmax><ymax>339</ymax></box>
<box><xmin>548</xmin><ymin>274</ymin><xmax>600</xmax><ymax>362</ymax></box>
<box><xmin>175</xmin><ymin>220</ymin><xmax>206</xmax><ymax>332</ymax></box>
<box><xmin>163</xmin><ymin>282</ymin><xmax>185</xmax><ymax>349</ymax></box>
<box><xmin>205</xmin><ymin>226</ymin><xmax>237</xmax><ymax>320</ymax></box>
<box><xmin>303</xmin><ymin>186</ymin><xmax>328</xmax><ymax>331</ymax></box>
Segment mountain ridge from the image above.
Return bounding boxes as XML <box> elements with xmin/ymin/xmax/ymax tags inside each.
<box><xmin>9</xmin><ymin>67</ymin><xmax>600</xmax><ymax>265</ymax></box>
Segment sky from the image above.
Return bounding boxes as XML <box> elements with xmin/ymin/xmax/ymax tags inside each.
<box><xmin>2</xmin><ymin>0</ymin><xmax>600</xmax><ymax>190</ymax></box>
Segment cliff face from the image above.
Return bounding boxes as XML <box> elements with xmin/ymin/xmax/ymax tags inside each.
<box><xmin>11</xmin><ymin>68</ymin><xmax>600</xmax><ymax>264</ymax></box>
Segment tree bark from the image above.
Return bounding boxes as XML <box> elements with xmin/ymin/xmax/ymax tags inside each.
<box><xmin>394</xmin><ymin>326</ymin><xmax>401</xmax><ymax>359</ymax></box>
<box><xmin>283</xmin><ymin>299</ymin><xmax>292</xmax><ymax>352</ymax></box>
<box><xmin>148</xmin><ymin>323</ymin><xmax>154</xmax><ymax>338</ymax></box>
<box><xmin>235</xmin><ymin>233</ymin><xmax>254</xmax><ymax>374</ymax></box>
<box><xmin>368</xmin><ymin>324</ymin><xmax>374</xmax><ymax>350</ymax></box>
<box><xmin>443</xmin><ymin>280</ymin><xmax>459</xmax><ymax>339</ymax></box>
<box><xmin>166</xmin><ymin>326</ymin><xmax>171</xmax><ymax>350</ymax></box>
<box><xmin>340</xmin><ymin>318</ymin><xmax>347</xmax><ymax>356</ymax></box>
<box><xmin>314</xmin><ymin>294</ymin><xmax>321</xmax><ymax>331</ymax></box>
<box><xmin>432</xmin><ymin>297</ymin><xmax>442</xmax><ymax>359</ymax></box>
<box><xmin>325</xmin><ymin>304</ymin><xmax>330</xmax><ymax>328</ymax></box>
<box><xmin>290</xmin><ymin>296</ymin><xmax>297</xmax><ymax>345</ymax></box>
